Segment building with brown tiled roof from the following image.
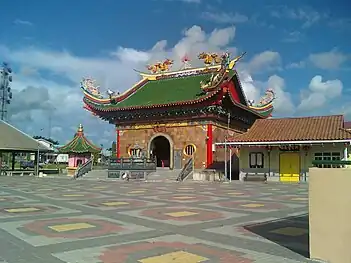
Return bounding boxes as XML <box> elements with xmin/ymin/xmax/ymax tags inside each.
<box><xmin>216</xmin><ymin>115</ymin><xmax>351</xmax><ymax>183</ymax></box>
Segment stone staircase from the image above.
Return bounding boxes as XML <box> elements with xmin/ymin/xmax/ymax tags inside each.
<box><xmin>79</xmin><ymin>168</ymin><xmax>181</xmax><ymax>181</ymax></box>
<box><xmin>146</xmin><ymin>168</ymin><xmax>181</xmax><ymax>182</ymax></box>
<box><xmin>81</xmin><ymin>169</ymin><xmax>108</xmax><ymax>180</ymax></box>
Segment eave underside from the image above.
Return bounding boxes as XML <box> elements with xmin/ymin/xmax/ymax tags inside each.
<box><xmin>91</xmin><ymin>104</ymin><xmax>262</xmax><ymax>130</ymax></box>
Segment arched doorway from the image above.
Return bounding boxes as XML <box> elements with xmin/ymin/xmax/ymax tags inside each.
<box><xmin>149</xmin><ymin>136</ymin><xmax>171</xmax><ymax>168</ymax></box>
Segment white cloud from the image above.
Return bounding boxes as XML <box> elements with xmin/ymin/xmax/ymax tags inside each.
<box><xmin>245</xmin><ymin>51</ymin><xmax>282</xmax><ymax>73</ymax></box>
<box><xmin>298</xmin><ymin>75</ymin><xmax>343</xmax><ymax>111</ymax></box>
<box><xmin>201</xmin><ymin>12</ymin><xmax>248</xmax><ymax>24</ymax></box>
<box><xmin>286</xmin><ymin>61</ymin><xmax>305</xmax><ymax>69</ymax></box>
<box><xmin>14</xmin><ymin>19</ymin><xmax>33</xmax><ymax>26</ymax></box>
<box><xmin>267</xmin><ymin>75</ymin><xmax>295</xmax><ymax>115</ymax></box>
<box><xmin>282</xmin><ymin>31</ymin><xmax>302</xmax><ymax>43</ymax></box>
<box><xmin>270</xmin><ymin>6</ymin><xmax>327</xmax><ymax>28</ymax></box>
<box><xmin>1</xmin><ymin>24</ymin><xmax>293</xmax><ymax>144</ymax></box>
<box><xmin>309</xmin><ymin>49</ymin><xmax>349</xmax><ymax>70</ymax></box>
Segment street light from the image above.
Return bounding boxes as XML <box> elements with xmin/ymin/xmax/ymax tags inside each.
<box><xmin>224</xmin><ymin>112</ymin><xmax>231</xmax><ymax>180</ymax></box>
<box><xmin>0</xmin><ymin>62</ymin><xmax>13</xmax><ymax>121</ymax></box>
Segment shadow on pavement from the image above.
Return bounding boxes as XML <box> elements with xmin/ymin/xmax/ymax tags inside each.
<box><xmin>244</xmin><ymin>214</ymin><xmax>309</xmax><ymax>258</ymax></box>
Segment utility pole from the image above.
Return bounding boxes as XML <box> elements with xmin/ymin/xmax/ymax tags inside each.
<box><xmin>224</xmin><ymin>112</ymin><xmax>231</xmax><ymax>179</ymax></box>
<box><xmin>0</xmin><ymin>62</ymin><xmax>13</xmax><ymax>121</ymax></box>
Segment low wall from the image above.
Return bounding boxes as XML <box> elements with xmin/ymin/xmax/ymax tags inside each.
<box><xmin>309</xmin><ymin>168</ymin><xmax>351</xmax><ymax>263</ymax></box>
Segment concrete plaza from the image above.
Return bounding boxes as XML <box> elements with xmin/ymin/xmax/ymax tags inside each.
<box><xmin>0</xmin><ymin>177</ymin><xmax>311</xmax><ymax>263</ymax></box>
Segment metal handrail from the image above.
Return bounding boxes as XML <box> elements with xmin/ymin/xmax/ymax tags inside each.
<box><xmin>74</xmin><ymin>158</ymin><xmax>93</xmax><ymax>179</ymax></box>
<box><xmin>177</xmin><ymin>158</ymin><xmax>194</xmax><ymax>181</ymax></box>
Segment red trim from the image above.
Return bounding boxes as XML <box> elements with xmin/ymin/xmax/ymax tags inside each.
<box><xmin>206</xmin><ymin>123</ymin><xmax>213</xmax><ymax>168</ymax></box>
<box><xmin>116</xmin><ymin>129</ymin><xmax>120</xmax><ymax>158</ymax></box>
<box><xmin>227</xmin><ymin>79</ymin><xmax>240</xmax><ymax>103</ymax></box>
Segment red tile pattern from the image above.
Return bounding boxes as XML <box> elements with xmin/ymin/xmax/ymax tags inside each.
<box><xmin>23</xmin><ymin>218</ymin><xmax>124</xmax><ymax>238</ymax></box>
<box><xmin>100</xmin><ymin>241</ymin><xmax>254</xmax><ymax>263</ymax></box>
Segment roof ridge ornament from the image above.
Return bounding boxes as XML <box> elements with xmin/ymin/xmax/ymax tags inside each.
<box><xmin>180</xmin><ymin>54</ymin><xmax>192</xmax><ymax>70</ymax></box>
<box><xmin>146</xmin><ymin>59</ymin><xmax>174</xmax><ymax>74</ymax></box>
<box><xmin>77</xmin><ymin>124</ymin><xmax>83</xmax><ymax>133</ymax></box>
<box><xmin>81</xmin><ymin>78</ymin><xmax>103</xmax><ymax>99</ymax></box>
<box><xmin>198</xmin><ymin>52</ymin><xmax>222</xmax><ymax>66</ymax></box>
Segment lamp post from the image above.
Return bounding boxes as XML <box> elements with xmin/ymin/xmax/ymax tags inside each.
<box><xmin>0</xmin><ymin>62</ymin><xmax>13</xmax><ymax>121</ymax></box>
<box><xmin>224</xmin><ymin>112</ymin><xmax>231</xmax><ymax>179</ymax></box>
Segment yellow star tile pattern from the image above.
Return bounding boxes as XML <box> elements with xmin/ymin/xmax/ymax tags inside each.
<box><xmin>165</xmin><ymin>211</ymin><xmax>199</xmax><ymax>217</ymax></box>
<box><xmin>49</xmin><ymin>223</ymin><xmax>96</xmax><ymax>232</ymax></box>
<box><xmin>271</xmin><ymin>227</ymin><xmax>308</xmax><ymax>236</ymax></box>
<box><xmin>173</xmin><ymin>196</ymin><xmax>194</xmax><ymax>200</ymax></box>
<box><xmin>177</xmin><ymin>188</ymin><xmax>194</xmax><ymax>190</ymax></box>
<box><xmin>62</xmin><ymin>194</ymin><xmax>84</xmax><ymax>197</ymax></box>
<box><xmin>139</xmin><ymin>251</ymin><xmax>208</xmax><ymax>263</ymax></box>
<box><xmin>291</xmin><ymin>197</ymin><xmax>308</xmax><ymax>201</ymax></box>
<box><xmin>102</xmin><ymin>201</ymin><xmax>129</xmax><ymax>206</ymax></box>
<box><xmin>241</xmin><ymin>203</ymin><xmax>265</xmax><ymax>208</ymax></box>
<box><xmin>5</xmin><ymin>207</ymin><xmax>40</xmax><ymax>213</ymax></box>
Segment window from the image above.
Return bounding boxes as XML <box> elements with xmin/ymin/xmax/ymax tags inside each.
<box><xmin>249</xmin><ymin>152</ymin><xmax>264</xmax><ymax>168</ymax></box>
<box><xmin>128</xmin><ymin>147</ymin><xmax>142</xmax><ymax>158</ymax></box>
<box><xmin>314</xmin><ymin>152</ymin><xmax>341</xmax><ymax>168</ymax></box>
<box><xmin>184</xmin><ymin>144</ymin><xmax>196</xmax><ymax>157</ymax></box>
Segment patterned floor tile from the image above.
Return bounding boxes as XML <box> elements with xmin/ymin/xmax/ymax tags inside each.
<box><xmin>202</xmin><ymin>200</ymin><xmax>303</xmax><ymax>212</ymax></box>
<box><xmin>0</xmin><ymin>215</ymin><xmax>152</xmax><ymax>247</ymax></box>
<box><xmin>53</xmin><ymin>234</ymin><xmax>304</xmax><ymax>263</ymax></box>
<box><xmin>119</xmin><ymin>206</ymin><xmax>247</xmax><ymax>226</ymax></box>
<box><xmin>79</xmin><ymin>198</ymin><xmax>165</xmax><ymax>210</ymax></box>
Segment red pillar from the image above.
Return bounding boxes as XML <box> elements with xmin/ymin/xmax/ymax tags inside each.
<box><xmin>116</xmin><ymin>129</ymin><xmax>120</xmax><ymax>158</ymax></box>
<box><xmin>206</xmin><ymin>123</ymin><xmax>213</xmax><ymax>168</ymax></box>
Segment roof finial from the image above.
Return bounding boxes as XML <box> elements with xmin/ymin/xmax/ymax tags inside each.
<box><xmin>78</xmin><ymin>124</ymin><xmax>83</xmax><ymax>133</ymax></box>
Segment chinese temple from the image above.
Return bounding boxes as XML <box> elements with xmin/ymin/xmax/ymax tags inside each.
<box><xmin>80</xmin><ymin>52</ymin><xmax>275</xmax><ymax>170</ymax></box>
<box><xmin>59</xmin><ymin>124</ymin><xmax>101</xmax><ymax>175</ymax></box>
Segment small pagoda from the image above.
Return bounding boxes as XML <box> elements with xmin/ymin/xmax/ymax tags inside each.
<box><xmin>59</xmin><ymin>124</ymin><xmax>101</xmax><ymax>176</ymax></box>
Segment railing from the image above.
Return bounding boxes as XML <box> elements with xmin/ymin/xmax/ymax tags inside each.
<box><xmin>74</xmin><ymin>158</ymin><xmax>93</xmax><ymax>179</ymax></box>
<box><xmin>177</xmin><ymin>157</ymin><xmax>194</xmax><ymax>181</ymax></box>
<box><xmin>108</xmin><ymin>157</ymin><xmax>156</xmax><ymax>179</ymax></box>
<box><xmin>312</xmin><ymin>160</ymin><xmax>351</xmax><ymax>166</ymax></box>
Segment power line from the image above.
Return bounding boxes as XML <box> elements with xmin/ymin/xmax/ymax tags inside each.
<box><xmin>0</xmin><ymin>62</ymin><xmax>13</xmax><ymax>121</ymax></box>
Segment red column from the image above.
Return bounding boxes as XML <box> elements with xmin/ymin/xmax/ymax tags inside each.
<box><xmin>206</xmin><ymin>123</ymin><xmax>213</xmax><ymax>168</ymax></box>
<box><xmin>116</xmin><ymin>129</ymin><xmax>120</xmax><ymax>158</ymax></box>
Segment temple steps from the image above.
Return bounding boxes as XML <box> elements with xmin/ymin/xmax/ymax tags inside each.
<box><xmin>81</xmin><ymin>169</ymin><xmax>108</xmax><ymax>180</ymax></box>
<box><xmin>78</xmin><ymin>168</ymin><xmax>181</xmax><ymax>181</ymax></box>
<box><xmin>146</xmin><ymin>168</ymin><xmax>181</xmax><ymax>181</ymax></box>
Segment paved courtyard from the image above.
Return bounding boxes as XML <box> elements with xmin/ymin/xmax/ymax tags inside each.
<box><xmin>0</xmin><ymin>177</ymin><xmax>310</xmax><ymax>263</ymax></box>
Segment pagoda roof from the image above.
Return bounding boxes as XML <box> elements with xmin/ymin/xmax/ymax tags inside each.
<box><xmin>81</xmin><ymin>54</ymin><xmax>275</xmax><ymax>118</ymax></box>
<box><xmin>58</xmin><ymin>124</ymin><xmax>101</xmax><ymax>154</ymax></box>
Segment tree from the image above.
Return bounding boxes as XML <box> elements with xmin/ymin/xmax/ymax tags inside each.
<box><xmin>111</xmin><ymin>141</ymin><xmax>116</xmax><ymax>157</ymax></box>
<box><xmin>33</xmin><ymin>136</ymin><xmax>59</xmax><ymax>145</ymax></box>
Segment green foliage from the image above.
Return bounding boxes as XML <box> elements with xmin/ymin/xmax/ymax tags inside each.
<box><xmin>92</xmin><ymin>152</ymin><xmax>99</xmax><ymax>165</ymax></box>
<box><xmin>33</xmin><ymin>136</ymin><xmax>59</xmax><ymax>145</ymax></box>
<box><xmin>111</xmin><ymin>141</ymin><xmax>116</xmax><ymax>156</ymax></box>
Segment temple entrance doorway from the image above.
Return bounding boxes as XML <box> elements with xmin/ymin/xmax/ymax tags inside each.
<box><xmin>150</xmin><ymin>136</ymin><xmax>171</xmax><ymax>168</ymax></box>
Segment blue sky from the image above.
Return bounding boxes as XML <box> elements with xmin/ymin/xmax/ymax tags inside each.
<box><xmin>0</xmin><ymin>0</ymin><xmax>350</xmax><ymax>147</ymax></box>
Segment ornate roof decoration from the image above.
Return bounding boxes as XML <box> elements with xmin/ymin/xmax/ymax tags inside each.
<box><xmin>146</xmin><ymin>59</ymin><xmax>174</xmax><ymax>74</ymax></box>
<box><xmin>247</xmin><ymin>89</ymin><xmax>276</xmax><ymax>117</ymax></box>
<box><xmin>80</xmin><ymin>50</ymin><xmax>275</xmax><ymax>119</ymax></box>
<box><xmin>180</xmin><ymin>54</ymin><xmax>191</xmax><ymax>70</ymax></box>
<box><xmin>58</xmin><ymin>124</ymin><xmax>101</xmax><ymax>154</ymax></box>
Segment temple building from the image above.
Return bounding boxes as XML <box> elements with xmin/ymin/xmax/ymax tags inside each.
<box><xmin>80</xmin><ymin>52</ymin><xmax>275</xmax><ymax>170</ymax></box>
<box><xmin>59</xmin><ymin>124</ymin><xmax>101</xmax><ymax>175</ymax></box>
<box><xmin>216</xmin><ymin>115</ymin><xmax>351</xmax><ymax>182</ymax></box>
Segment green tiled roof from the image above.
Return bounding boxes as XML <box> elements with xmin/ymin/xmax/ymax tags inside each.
<box><xmin>118</xmin><ymin>74</ymin><xmax>212</xmax><ymax>107</ymax></box>
<box><xmin>59</xmin><ymin>125</ymin><xmax>101</xmax><ymax>154</ymax></box>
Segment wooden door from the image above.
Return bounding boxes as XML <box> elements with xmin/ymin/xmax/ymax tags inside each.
<box><xmin>280</xmin><ymin>153</ymin><xmax>300</xmax><ymax>182</ymax></box>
